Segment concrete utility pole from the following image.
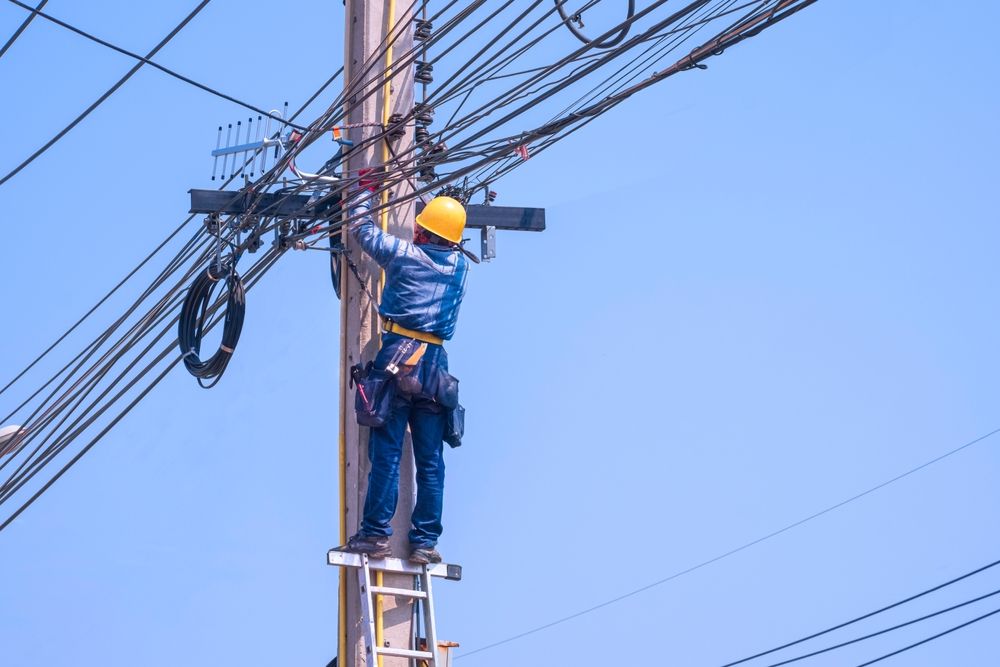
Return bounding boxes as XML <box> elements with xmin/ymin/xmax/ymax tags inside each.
<box><xmin>338</xmin><ymin>1</ymin><xmax>416</xmax><ymax>665</ymax></box>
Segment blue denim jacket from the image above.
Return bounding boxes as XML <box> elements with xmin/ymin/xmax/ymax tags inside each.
<box><xmin>349</xmin><ymin>200</ymin><xmax>469</xmax><ymax>341</ymax></box>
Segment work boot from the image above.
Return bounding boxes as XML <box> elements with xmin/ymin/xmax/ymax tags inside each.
<box><xmin>344</xmin><ymin>533</ymin><xmax>391</xmax><ymax>559</ymax></box>
<box><xmin>409</xmin><ymin>545</ymin><xmax>442</xmax><ymax>564</ymax></box>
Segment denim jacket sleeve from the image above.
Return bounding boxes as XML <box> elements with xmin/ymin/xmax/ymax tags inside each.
<box><xmin>348</xmin><ymin>198</ymin><xmax>415</xmax><ymax>269</ymax></box>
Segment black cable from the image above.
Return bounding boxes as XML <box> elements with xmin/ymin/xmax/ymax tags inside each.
<box><xmin>555</xmin><ymin>0</ymin><xmax>636</xmax><ymax>48</ymax></box>
<box><xmin>855</xmin><ymin>605</ymin><xmax>1000</xmax><ymax>667</ymax></box>
<box><xmin>0</xmin><ymin>249</ymin><xmax>283</xmax><ymax>530</ymax></box>
<box><xmin>765</xmin><ymin>586</ymin><xmax>1000</xmax><ymax>666</ymax></box>
<box><xmin>724</xmin><ymin>556</ymin><xmax>1000</xmax><ymax>665</ymax></box>
<box><xmin>0</xmin><ymin>0</ymin><xmax>213</xmax><ymax>188</ymax></box>
<box><xmin>455</xmin><ymin>425</ymin><xmax>1000</xmax><ymax>660</ymax></box>
<box><xmin>0</xmin><ymin>0</ymin><xmax>822</xmax><ymax>530</ymax></box>
<box><xmin>177</xmin><ymin>260</ymin><xmax>246</xmax><ymax>387</ymax></box>
<box><xmin>4</xmin><ymin>0</ymin><xmax>307</xmax><ymax>130</ymax></box>
<box><xmin>0</xmin><ymin>0</ymin><xmax>45</xmax><ymax>59</ymax></box>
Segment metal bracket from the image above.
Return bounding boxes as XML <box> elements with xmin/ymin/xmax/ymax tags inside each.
<box><xmin>480</xmin><ymin>225</ymin><xmax>496</xmax><ymax>262</ymax></box>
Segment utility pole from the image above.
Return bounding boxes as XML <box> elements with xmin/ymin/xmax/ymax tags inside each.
<box><xmin>338</xmin><ymin>1</ymin><xmax>416</xmax><ymax>665</ymax></box>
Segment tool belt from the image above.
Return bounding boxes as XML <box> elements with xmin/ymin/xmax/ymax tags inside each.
<box><xmin>382</xmin><ymin>318</ymin><xmax>443</xmax><ymax>346</ymax></box>
<box><xmin>351</xmin><ymin>336</ymin><xmax>465</xmax><ymax>447</ymax></box>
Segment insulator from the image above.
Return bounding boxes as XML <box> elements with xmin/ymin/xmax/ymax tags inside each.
<box><xmin>414</xmin><ymin>126</ymin><xmax>430</xmax><ymax>145</ymax></box>
<box><xmin>414</xmin><ymin>19</ymin><xmax>432</xmax><ymax>41</ymax></box>
<box><xmin>486</xmin><ymin>190</ymin><xmax>497</xmax><ymax>204</ymax></box>
<box><xmin>386</xmin><ymin>112</ymin><xmax>406</xmax><ymax>140</ymax></box>
<box><xmin>415</xmin><ymin>61</ymin><xmax>434</xmax><ymax>84</ymax></box>
<box><xmin>413</xmin><ymin>103</ymin><xmax>434</xmax><ymax>126</ymax></box>
<box><xmin>428</xmin><ymin>142</ymin><xmax>447</xmax><ymax>158</ymax></box>
<box><xmin>417</xmin><ymin>166</ymin><xmax>436</xmax><ymax>183</ymax></box>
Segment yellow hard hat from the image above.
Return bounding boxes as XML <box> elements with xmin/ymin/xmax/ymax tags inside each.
<box><xmin>415</xmin><ymin>196</ymin><xmax>466</xmax><ymax>244</ymax></box>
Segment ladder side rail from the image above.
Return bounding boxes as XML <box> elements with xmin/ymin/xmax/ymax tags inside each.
<box><xmin>422</xmin><ymin>568</ymin><xmax>439</xmax><ymax>667</ymax></box>
<box><xmin>358</xmin><ymin>555</ymin><xmax>379</xmax><ymax>667</ymax></box>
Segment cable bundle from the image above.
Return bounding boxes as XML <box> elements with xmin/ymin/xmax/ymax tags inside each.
<box><xmin>177</xmin><ymin>260</ymin><xmax>245</xmax><ymax>387</ymax></box>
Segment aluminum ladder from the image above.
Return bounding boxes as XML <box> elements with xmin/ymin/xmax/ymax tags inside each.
<box><xmin>328</xmin><ymin>549</ymin><xmax>462</xmax><ymax>666</ymax></box>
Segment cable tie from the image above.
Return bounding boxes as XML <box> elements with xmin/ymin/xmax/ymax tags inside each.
<box><xmin>220</xmin><ymin>345</ymin><xmax>235</xmax><ymax>354</ymax></box>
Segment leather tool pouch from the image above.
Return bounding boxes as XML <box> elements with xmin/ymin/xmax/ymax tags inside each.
<box><xmin>351</xmin><ymin>362</ymin><xmax>396</xmax><ymax>428</ymax></box>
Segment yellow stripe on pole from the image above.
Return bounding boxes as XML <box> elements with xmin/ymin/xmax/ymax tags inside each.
<box><xmin>375</xmin><ymin>4</ymin><xmax>395</xmax><ymax>666</ymax></box>
<box><xmin>338</xmin><ymin>3</ymin><xmax>353</xmax><ymax>666</ymax></box>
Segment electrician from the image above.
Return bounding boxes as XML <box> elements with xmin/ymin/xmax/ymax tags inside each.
<box><xmin>343</xmin><ymin>182</ymin><xmax>469</xmax><ymax>565</ymax></box>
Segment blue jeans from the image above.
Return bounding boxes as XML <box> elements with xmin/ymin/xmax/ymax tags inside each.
<box><xmin>360</xmin><ymin>334</ymin><xmax>448</xmax><ymax>547</ymax></box>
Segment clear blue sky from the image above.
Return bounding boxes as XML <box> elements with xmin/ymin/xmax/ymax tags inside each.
<box><xmin>1</xmin><ymin>2</ymin><xmax>999</xmax><ymax>665</ymax></box>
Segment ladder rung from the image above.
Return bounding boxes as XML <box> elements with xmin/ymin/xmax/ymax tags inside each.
<box><xmin>370</xmin><ymin>585</ymin><xmax>428</xmax><ymax>599</ymax></box>
<box><xmin>375</xmin><ymin>646</ymin><xmax>434</xmax><ymax>660</ymax></box>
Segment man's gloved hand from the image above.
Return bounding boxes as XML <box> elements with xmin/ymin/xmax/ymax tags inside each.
<box><xmin>357</xmin><ymin>166</ymin><xmax>385</xmax><ymax>192</ymax></box>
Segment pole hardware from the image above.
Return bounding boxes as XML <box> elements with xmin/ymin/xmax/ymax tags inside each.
<box><xmin>480</xmin><ymin>226</ymin><xmax>496</xmax><ymax>262</ymax></box>
<box><xmin>417</xmin><ymin>166</ymin><xmax>436</xmax><ymax>183</ymax></box>
<box><xmin>415</xmin><ymin>61</ymin><xmax>434</xmax><ymax>84</ymax></box>
<box><xmin>413</xmin><ymin>102</ymin><xmax>434</xmax><ymax>126</ymax></box>
<box><xmin>386</xmin><ymin>112</ymin><xmax>406</xmax><ymax>140</ymax></box>
<box><xmin>413</xmin><ymin>19</ymin><xmax>432</xmax><ymax>41</ymax></box>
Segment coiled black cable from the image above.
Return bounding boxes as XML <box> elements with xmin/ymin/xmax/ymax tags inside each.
<box><xmin>177</xmin><ymin>259</ymin><xmax>245</xmax><ymax>388</ymax></box>
<box><xmin>555</xmin><ymin>0</ymin><xmax>636</xmax><ymax>48</ymax></box>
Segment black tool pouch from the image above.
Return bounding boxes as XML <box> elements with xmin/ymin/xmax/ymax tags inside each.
<box><xmin>351</xmin><ymin>362</ymin><xmax>396</xmax><ymax>428</ymax></box>
<box><xmin>445</xmin><ymin>404</ymin><xmax>465</xmax><ymax>448</ymax></box>
<box><xmin>433</xmin><ymin>368</ymin><xmax>463</xmax><ymax>448</ymax></box>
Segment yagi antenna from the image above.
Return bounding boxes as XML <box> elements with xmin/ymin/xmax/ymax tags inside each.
<box><xmin>211</xmin><ymin>106</ymin><xmax>289</xmax><ymax>181</ymax></box>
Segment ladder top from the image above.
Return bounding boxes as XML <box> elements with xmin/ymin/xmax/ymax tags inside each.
<box><xmin>327</xmin><ymin>549</ymin><xmax>462</xmax><ymax>581</ymax></box>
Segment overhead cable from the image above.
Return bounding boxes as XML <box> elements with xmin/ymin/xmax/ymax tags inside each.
<box><xmin>0</xmin><ymin>0</ymin><xmax>214</xmax><ymax>188</ymax></box>
<box><xmin>764</xmin><ymin>587</ymin><xmax>1000</xmax><ymax>666</ymax></box>
<box><xmin>555</xmin><ymin>0</ymin><xmax>636</xmax><ymax>48</ymax></box>
<box><xmin>722</xmin><ymin>557</ymin><xmax>1000</xmax><ymax>665</ymax></box>
<box><xmin>455</xmin><ymin>425</ymin><xmax>1000</xmax><ymax>659</ymax></box>
<box><xmin>0</xmin><ymin>0</ymin><xmax>45</xmax><ymax>59</ymax></box>
<box><xmin>854</xmin><ymin>605</ymin><xmax>1000</xmax><ymax>667</ymax></box>
<box><xmin>4</xmin><ymin>0</ymin><xmax>307</xmax><ymax>130</ymax></box>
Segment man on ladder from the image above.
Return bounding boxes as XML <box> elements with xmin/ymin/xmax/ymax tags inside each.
<box><xmin>344</xmin><ymin>183</ymin><xmax>470</xmax><ymax>565</ymax></box>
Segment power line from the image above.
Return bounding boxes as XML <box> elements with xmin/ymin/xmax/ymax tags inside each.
<box><xmin>0</xmin><ymin>0</ymin><xmax>213</xmax><ymax>188</ymax></box>
<box><xmin>0</xmin><ymin>0</ymin><xmax>825</xmax><ymax>531</ymax></box>
<box><xmin>716</xmin><ymin>555</ymin><xmax>1000</xmax><ymax>665</ymax></box>
<box><xmin>723</xmin><ymin>557</ymin><xmax>1000</xmax><ymax>665</ymax></box>
<box><xmin>455</xmin><ymin>425</ymin><xmax>1000</xmax><ymax>660</ymax></box>
<box><xmin>855</xmin><ymin>605</ymin><xmax>1000</xmax><ymax>667</ymax></box>
<box><xmin>0</xmin><ymin>0</ymin><xmax>45</xmax><ymax>59</ymax></box>
<box><xmin>766</xmin><ymin>586</ymin><xmax>1000</xmax><ymax>666</ymax></box>
<box><xmin>4</xmin><ymin>0</ymin><xmax>307</xmax><ymax>130</ymax></box>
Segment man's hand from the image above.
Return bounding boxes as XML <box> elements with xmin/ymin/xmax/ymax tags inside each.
<box><xmin>357</xmin><ymin>166</ymin><xmax>386</xmax><ymax>192</ymax></box>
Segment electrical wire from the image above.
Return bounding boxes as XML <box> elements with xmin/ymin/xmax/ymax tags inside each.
<box><xmin>177</xmin><ymin>260</ymin><xmax>246</xmax><ymax>388</ymax></box>
<box><xmin>0</xmin><ymin>0</ymin><xmax>213</xmax><ymax>188</ymax></box>
<box><xmin>723</xmin><ymin>557</ymin><xmax>1000</xmax><ymax>665</ymax></box>
<box><xmin>854</xmin><ymin>605</ymin><xmax>1000</xmax><ymax>667</ymax></box>
<box><xmin>555</xmin><ymin>0</ymin><xmax>636</xmax><ymax>48</ymax></box>
<box><xmin>0</xmin><ymin>0</ymin><xmax>826</xmax><ymax>535</ymax></box>
<box><xmin>0</xmin><ymin>0</ymin><xmax>45</xmax><ymax>59</ymax></box>
<box><xmin>763</xmin><ymin>587</ymin><xmax>1000</xmax><ymax>667</ymax></box>
<box><xmin>4</xmin><ymin>0</ymin><xmax>307</xmax><ymax>130</ymax></box>
<box><xmin>454</xmin><ymin>425</ymin><xmax>1000</xmax><ymax>659</ymax></box>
